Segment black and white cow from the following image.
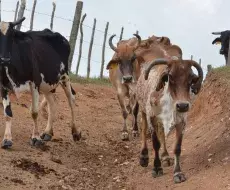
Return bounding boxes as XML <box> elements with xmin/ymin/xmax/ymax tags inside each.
<box><xmin>0</xmin><ymin>17</ymin><xmax>81</xmax><ymax>149</ymax></box>
<box><xmin>212</xmin><ymin>30</ymin><xmax>230</xmax><ymax>63</ymax></box>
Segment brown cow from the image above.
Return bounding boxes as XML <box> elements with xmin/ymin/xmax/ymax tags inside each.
<box><xmin>136</xmin><ymin>43</ymin><xmax>203</xmax><ymax>183</ymax></box>
<box><xmin>107</xmin><ymin>34</ymin><xmax>142</xmax><ymax>140</ymax></box>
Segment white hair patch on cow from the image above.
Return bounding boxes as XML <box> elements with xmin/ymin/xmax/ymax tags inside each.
<box><xmin>60</xmin><ymin>62</ymin><xmax>65</xmax><ymax>72</ymax></box>
<box><xmin>40</xmin><ymin>73</ymin><xmax>59</xmax><ymax>93</ymax></box>
<box><xmin>0</xmin><ymin>22</ymin><xmax>9</xmax><ymax>35</ymax></box>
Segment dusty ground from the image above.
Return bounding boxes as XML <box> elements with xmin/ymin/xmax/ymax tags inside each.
<box><xmin>0</xmin><ymin>71</ymin><xmax>230</xmax><ymax>190</ymax></box>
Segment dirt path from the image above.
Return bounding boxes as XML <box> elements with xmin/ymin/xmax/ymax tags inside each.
<box><xmin>0</xmin><ymin>77</ymin><xmax>230</xmax><ymax>190</ymax></box>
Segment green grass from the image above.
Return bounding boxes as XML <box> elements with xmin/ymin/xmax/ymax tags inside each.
<box><xmin>212</xmin><ymin>65</ymin><xmax>230</xmax><ymax>80</ymax></box>
<box><xmin>69</xmin><ymin>73</ymin><xmax>111</xmax><ymax>86</ymax></box>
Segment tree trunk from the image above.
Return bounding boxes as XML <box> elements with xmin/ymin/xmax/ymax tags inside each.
<box><xmin>100</xmin><ymin>22</ymin><xmax>109</xmax><ymax>79</ymax></box>
<box><xmin>87</xmin><ymin>18</ymin><xmax>96</xmax><ymax>79</ymax></box>
<box><xmin>68</xmin><ymin>1</ymin><xmax>83</xmax><ymax>72</ymax></box>
<box><xmin>76</xmin><ymin>13</ymin><xmax>86</xmax><ymax>76</ymax></box>
<box><xmin>14</xmin><ymin>1</ymin><xmax>19</xmax><ymax>22</ymax></box>
<box><xmin>50</xmin><ymin>1</ymin><xmax>56</xmax><ymax>30</ymax></box>
<box><xmin>16</xmin><ymin>0</ymin><xmax>26</xmax><ymax>30</ymax></box>
<box><xmin>30</xmin><ymin>0</ymin><xmax>37</xmax><ymax>30</ymax></box>
<box><xmin>119</xmin><ymin>26</ymin><xmax>124</xmax><ymax>41</ymax></box>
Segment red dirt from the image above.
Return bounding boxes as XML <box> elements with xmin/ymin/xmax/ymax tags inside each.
<box><xmin>0</xmin><ymin>72</ymin><xmax>230</xmax><ymax>190</ymax></box>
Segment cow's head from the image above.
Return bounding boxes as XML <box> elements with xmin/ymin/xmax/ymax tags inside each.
<box><xmin>106</xmin><ymin>34</ymin><xmax>142</xmax><ymax>84</ymax></box>
<box><xmin>0</xmin><ymin>17</ymin><xmax>26</xmax><ymax>63</ymax></box>
<box><xmin>212</xmin><ymin>31</ymin><xmax>230</xmax><ymax>61</ymax></box>
<box><xmin>145</xmin><ymin>59</ymin><xmax>203</xmax><ymax>113</ymax></box>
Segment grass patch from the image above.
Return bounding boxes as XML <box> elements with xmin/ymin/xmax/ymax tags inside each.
<box><xmin>211</xmin><ymin>65</ymin><xmax>230</xmax><ymax>80</ymax></box>
<box><xmin>69</xmin><ymin>73</ymin><xmax>111</xmax><ymax>86</ymax></box>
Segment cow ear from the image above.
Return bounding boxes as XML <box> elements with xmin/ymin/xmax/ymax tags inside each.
<box><xmin>156</xmin><ymin>72</ymin><xmax>168</xmax><ymax>91</ymax></box>
<box><xmin>212</xmin><ymin>37</ymin><xmax>221</xmax><ymax>45</ymax></box>
<box><xmin>106</xmin><ymin>60</ymin><xmax>118</xmax><ymax>70</ymax></box>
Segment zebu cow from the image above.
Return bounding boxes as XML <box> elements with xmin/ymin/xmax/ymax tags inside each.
<box><xmin>0</xmin><ymin>17</ymin><xmax>81</xmax><ymax>148</ymax></box>
<box><xmin>212</xmin><ymin>31</ymin><xmax>230</xmax><ymax>64</ymax></box>
<box><xmin>136</xmin><ymin>44</ymin><xmax>203</xmax><ymax>182</ymax></box>
<box><xmin>107</xmin><ymin>34</ymin><xmax>142</xmax><ymax>140</ymax></box>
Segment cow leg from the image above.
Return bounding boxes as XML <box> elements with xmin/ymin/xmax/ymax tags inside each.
<box><xmin>40</xmin><ymin>92</ymin><xmax>56</xmax><ymax>141</ymax></box>
<box><xmin>173</xmin><ymin>123</ymin><xmax>186</xmax><ymax>183</ymax></box>
<box><xmin>1</xmin><ymin>89</ymin><xmax>13</xmax><ymax>149</ymax></box>
<box><xmin>151</xmin><ymin>128</ymin><xmax>163</xmax><ymax>177</ymax></box>
<box><xmin>157</xmin><ymin>126</ymin><xmax>174</xmax><ymax>167</ymax></box>
<box><xmin>60</xmin><ymin>75</ymin><xmax>81</xmax><ymax>141</ymax></box>
<box><xmin>40</xmin><ymin>96</ymin><xmax>48</xmax><ymax>119</ymax></box>
<box><xmin>117</xmin><ymin>86</ymin><xmax>129</xmax><ymax>141</ymax></box>
<box><xmin>139</xmin><ymin>112</ymin><xmax>149</xmax><ymax>167</ymax></box>
<box><xmin>131</xmin><ymin>101</ymin><xmax>139</xmax><ymax>137</ymax></box>
<box><xmin>30</xmin><ymin>83</ymin><xmax>44</xmax><ymax>147</ymax></box>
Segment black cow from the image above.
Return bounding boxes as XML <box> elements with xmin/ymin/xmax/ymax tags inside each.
<box><xmin>212</xmin><ymin>30</ymin><xmax>230</xmax><ymax>63</ymax></box>
<box><xmin>0</xmin><ymin>17</ymin><xmax>81</xmax><ymax>149</ymax></box>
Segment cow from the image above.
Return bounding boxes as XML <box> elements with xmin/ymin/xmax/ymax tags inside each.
<box><xmin>0</xmin><ymin>17</ymin><xmax>81</xmax><ymax>149</ymax></box>
<box><xmin>212</xmin><ymin>30</ymin><xmax>230</xmax><ymax>64</ymax></box>
<box><xmin>136</xmin><ymin>42</ymin><xmax>203</xmax><ymax>183</ymax></box>
<box><xmin>106</xmin><ymin>34</ymin><xmax>142</xmax><ymax>141</ymax></box>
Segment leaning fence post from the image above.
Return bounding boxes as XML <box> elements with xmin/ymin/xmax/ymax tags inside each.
<box><xmin>207</xmin><ymin>65</ymin><xmax>212</xmax><ymax>73</ymax></box>
<box><xmin>30</xmin><ymin>0</ymin><xmax>37</xmax><ymax>30</ymax></box>
<box><xmin>100</xmin><ymin>21</ymin><xmax>109</xmax><ymax>79</ymax></box>
<box><xmin>227</xmin><ymin>40</ymin><xmax>230</xmax><ymax>66</ymax></box>
<box><xmin>68</xmin><ymin>1</ymin><xmax>83</xmax><ymax>72</ymax></box>
<box><xmin>14</xmin><ymin>1</ymin><xmax>19</xmax><ymax>22</ymax></box>
<box><xmin>87</xmin><ymin>18</ymin><xmax>96</xmax><ymax>79</ymax></box>
<box><xmin>76</xmin><ymin>13</ymin><xmax>86</xmax><ymax>76</ymax></box>
<box><xmin>119</xmin><ymin>26</ymin><xmax>124</xmax><ymax>41</ymax></box>
<box><xmin>50</xmin><ymin>1</ymin><xmax>56</xmax><ymax>30</ymax></box>
<box><xmin>16</xmin><ymin>0</ymin><xmax>26</xmax><ymax>30</ymax></box>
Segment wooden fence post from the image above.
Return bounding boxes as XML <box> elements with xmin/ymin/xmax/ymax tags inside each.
<box><xmin>30</xmin><ymin>0</ymin><xmax>37</xmax><ymax>30</ymax></box>
<box><xmin>16</xmin><ymin>0</ymin><xmax>26</xmax><ymax>30</ymax></box>
<box><xmin>87</xmin><ymin>18</ymin><xmax>96</xmax><ymax>79</ymax></box>
<box><xmin>100</xmin><ymin>21</ymin><xmax>109</xmax><ymax>79</ymax></box>
<box><xmin>136</xmin><ymin>30</ymin><xmax>139</xmax><ymax>35</ymax></box>
<box><xmin>191</xmin><ymin>55</ymin><xmax>193</xmax><ymax>60</ymax></box>
<box><xmin>50</xmin><ymin>1</ymin><xmax>56</xmax><ymax>30</ymax></box>
<box><xmin>14</xmin><ymin>1</ymin><xmax>19</xmax><ymax>22</ymax></box>
<box><xmin>207</xmin><ymin>65</ymin><xmax>212</xmax><ymax>73</ymax></box>
<box><xmin>227</xmin><ymin>40</ymin><xmax>230</xmax><ymax>66</ymax></box>
<box><xmin>76</xmin><ymin>13</ymin><xmax>86</xmax><ymax>76</ymax></box>
<box><xmin>199</xmin><ymin>58</ymin><xmax>201</xmax><ymax>66</ymax></box>
<box><xmin>119</xmin><ymin>26</ymin><xmax>124</xmax><ymax>41</ymax></box>
<box><xmin>68</xmin><ymin>1</ymin><xmax>83</xmax><ymax>72</ymax></box>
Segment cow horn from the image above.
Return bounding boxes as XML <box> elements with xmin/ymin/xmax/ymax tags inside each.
<box><xmin>109</xmin><ymin>34</ymin><xmax>118</xmax><ymax>52</ymax></box>
<box><xmin>212</xmin><ymin>32</ymin><xmax>221</xmax><ymax>35</ymax></box>
<box><xmin>11</xmin><ymin>17</ymin><xmax>26</xmax><ymax>27</ymax></box>
<box><xmin>190</xmin><ymin>60</ymin><xmax>204</xmax><ymax>94</ymax></box>
<box><xmin>144</xmin><ymin>59</ymin><xmax>168</xmax><ymax>80</ymax></box>
<box><xmin>133</xmin><ymin>33</ymin><xmax>141</xmax><ymax>50</ymax></box>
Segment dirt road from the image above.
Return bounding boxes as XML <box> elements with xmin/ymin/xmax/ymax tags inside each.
<box><xmin>0</xmin><ymin>72</ymin><xmax>230</xmax><ymax>190</ymax></box>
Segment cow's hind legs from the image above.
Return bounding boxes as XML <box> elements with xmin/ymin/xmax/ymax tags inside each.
<box><xmin>40</xmin><ymin>92</ymin><xmax>56</xmax><ymax>141</ymax></box>
<box><xmin>30</xmin><ymin>83</ymin><xmax>44</xmax><ymax>147</ymax></box>
<box><xmin>173</xmin><ymin>123</ymin><xmax>186</xmax><ymax>183</ymax></box>
<box><xmin>60</xmin><ymin>75</ymin><xmax>81</xmax><ymax>141</ymax></box>
<box><xmin>139</xmin><ymin>112</ymin><xmax>149</xmax><ymax>167</ymax></box>
<box><xmin>1</xmin><ymin>89</ymin><xmax>13</xmax><ymax>149</ymax></box>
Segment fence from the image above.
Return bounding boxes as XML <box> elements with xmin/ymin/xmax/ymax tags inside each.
<box><xmin>1</xmin><ymin>0</ymin><xmax>209</xmax><ymax>78</ymax></box>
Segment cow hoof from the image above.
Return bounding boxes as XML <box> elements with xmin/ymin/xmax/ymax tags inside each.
<box><xmin>30</xmin><ymin>138</ymin><xmax>44</xmax><ymax>147</ymax></box>
<box><xmin>152</xmin><ymin>167</ymin><xmax>163</xmax><ymax>178</ymax></box>
<box><xmin>72</xmin><ymin>132</ymin><xmax>81</xmax><ymax>142</ymax></box>
<box><xmin>121</xmin><ymin>131</ymin><xmax>129</xmax><ymax>141</ymax></box>
<box><xmin>162</xmin><ymin>157</ymin><xmax>174</xmax><ymax>167</ymax></box>
<box><xmin>1</xmin><ymin>139</ymin><xmax>13</xmax><ymax>149</ymax></box>
<box><xmin>139</xmin><ymin>154</ymin><xmax>149</xmax><ymax>167</ymax></box>
<box><xmin>40</xmin><ymin>133</ymin><xmax>52</xmax><ymax>141</ymax></box>
<box><xmin>174</xmin><ymin>173</ymin><xmax>186</xmax><ymax>183</ymax></box>
<box><xmin>132</xmin><ymin>130</ymin><xmax>139</xmax><ymax>138</ymax></box>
